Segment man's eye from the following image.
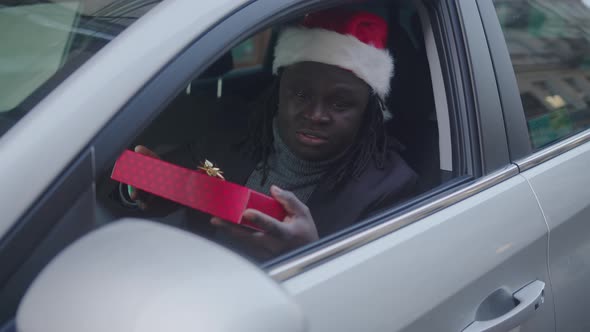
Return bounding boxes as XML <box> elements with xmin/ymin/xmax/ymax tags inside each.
<box><xmin>333</xmin><ymin>101</ymin><xmax>352</xmax><ymax>110</ymax></box>
<box><xmin>295</xmin><ymin>91</ymin><xmax>307</xmax><ymax>99</ymax></box>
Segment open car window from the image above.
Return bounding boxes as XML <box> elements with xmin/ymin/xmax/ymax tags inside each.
<box><xmin>95</xmin><ymin>0</ymin><xmax>461</xmax><ymax>265</ymax></box>
<box><xmin>231</xmin><ymin>29</ymin><xmax>272</xmax><ymax>72</ymax></box>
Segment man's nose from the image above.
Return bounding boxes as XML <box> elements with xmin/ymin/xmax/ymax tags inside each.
<box><xmin>304</xmin><ymin>102</ymin><xmax>330</xmax><ymax>122</ymax></box>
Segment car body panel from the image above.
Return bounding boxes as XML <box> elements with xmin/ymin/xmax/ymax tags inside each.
<box><xmin>518</xmin><ymin>133</ymin><xmax>590</xmax><ymax>331</ymax></box>
<box><xmin>283</xmin><ymin>174</ymin><xmax>554</xmax><ymax>331</ymax></box>
<box><xmin>480</xmin><ymin>0</ymin><xmax>590</xmax><ymax>328</ymax></box>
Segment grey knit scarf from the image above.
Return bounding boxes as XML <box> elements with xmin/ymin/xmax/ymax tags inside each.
<box><xmin>245</xmin><ymin>121</ymin><xmax>341</xmax><ymax>203</ymax></box>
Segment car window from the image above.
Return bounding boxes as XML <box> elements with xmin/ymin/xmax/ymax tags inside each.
<box><xmin>0</xmin><ymin>0</ymin><xmax>160</xmax><ymax>139</ymax></box>
<box><xmin>231</xmin><ymin>29</ymin><xmax>272</xmax><ymax>71</ymax></box>
<box><xmin>493</xmin><ymin>0</ymin><xmax>590</xmax><ymax>150</ymax></box>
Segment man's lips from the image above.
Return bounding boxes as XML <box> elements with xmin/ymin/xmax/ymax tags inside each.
<box><xmin>295</xmin><ymin>130</ymin><xmax>328</xmax><ymax>146</ymax></box>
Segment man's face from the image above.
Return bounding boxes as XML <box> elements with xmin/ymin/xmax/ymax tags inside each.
<box><xmin>277</xmin><ymin>62</ymin><xmax>371</xmax><ymax>161</ymax></box>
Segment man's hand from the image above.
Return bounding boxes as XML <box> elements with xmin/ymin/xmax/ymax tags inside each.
<box><xmin>128</xmin><ymin>145</ymin><xmax>160</xmax><ymax>210</ymax></box>
<box><xmin>211</xmin><ymin>185</ymin><xmax>319</xmax><ymax>259</ymax></box>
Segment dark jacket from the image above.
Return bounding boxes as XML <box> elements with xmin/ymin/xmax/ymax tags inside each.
<box><xmin>161</xmin><ymin>105</ymin><xmax>419</xmax><ymax>238</ymax></box>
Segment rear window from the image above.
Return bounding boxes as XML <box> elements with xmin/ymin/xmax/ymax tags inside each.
<box><xmin>0</xmin><ymin>0</ymin><xmax>159</xmax><ymax>138</ymax></box>
<box><xmin>493</xmin><ymin>0</ymin><xmax>590</xmax><ymax>149</ymax></box>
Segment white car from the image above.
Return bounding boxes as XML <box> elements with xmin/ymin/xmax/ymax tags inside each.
<box><xmin>1</xmin><ymin>0</ymin><xmax>589</xmax><ymax>331</ymax></box>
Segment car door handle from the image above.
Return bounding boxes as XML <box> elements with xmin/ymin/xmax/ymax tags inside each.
<box><xmin>462</xmin><ymin>280</ymin><xmax>545</xmax><ymax>332</ymax></box>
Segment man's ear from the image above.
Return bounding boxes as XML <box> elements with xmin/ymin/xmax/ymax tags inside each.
<box><xmin>275</xmin><ymin>73</ymin><xmax>285</xmax><ymax>110</ymax></box>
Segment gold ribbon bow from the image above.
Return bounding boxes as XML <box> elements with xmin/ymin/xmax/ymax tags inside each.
<box><xmin>198</xmin><ymin>159</ymin><xmax>225</xmax><ymax>180</ymax></box>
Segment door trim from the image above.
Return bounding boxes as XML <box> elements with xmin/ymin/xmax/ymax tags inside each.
<box><xmin>516</xmin><ymin>129</ymin><xmax>590</xmax><ymax>172</ymax></box>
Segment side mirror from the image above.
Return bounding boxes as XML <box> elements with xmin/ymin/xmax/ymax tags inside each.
<box><xmin>16</xmin><ymin>219</ymin><xmax>306</xmax><ymax>332</ymax></box>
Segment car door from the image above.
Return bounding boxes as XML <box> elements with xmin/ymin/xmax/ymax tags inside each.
<box><xmin>482</xmin><ymin>0</ymin><xmax>590</xmax><ymax>330</ymax></box>
<box><xmin>269</xmin><ymin>0</ymin><xmax>556</xmax><ymax>331</ymax></box>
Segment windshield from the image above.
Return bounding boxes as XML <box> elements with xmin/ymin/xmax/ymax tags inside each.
<box><xmin>0</xmin><ymin>0</ymin><xmax>160</xmax><ymax>138</ymax></box>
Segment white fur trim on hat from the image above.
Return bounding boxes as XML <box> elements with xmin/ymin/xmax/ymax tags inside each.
<box><xmin>273</xmin><ymin>27</ymin><xmax>394</xmax><ymax>119</ymax></box>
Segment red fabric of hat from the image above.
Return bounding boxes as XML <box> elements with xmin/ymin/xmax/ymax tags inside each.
<box><xmin>303</xmin><ymin>9</ymin><xmax>388</xmax><ymax>50</ymax></box>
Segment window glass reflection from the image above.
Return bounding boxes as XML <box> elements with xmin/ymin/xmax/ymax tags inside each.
<box><xmin>494</xmin><ymin>0</ymin><xmax>590</xmax><ymax>149</ymax></box>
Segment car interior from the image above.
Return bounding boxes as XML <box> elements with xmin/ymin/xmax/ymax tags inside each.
<box><xmin>93</xmin><ymin>0</ymin><xmax>452</xmax><ymax>260</ymax></box>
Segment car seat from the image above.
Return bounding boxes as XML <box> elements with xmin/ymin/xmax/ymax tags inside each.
<box><xmin>386</xmin><ymin>13</ymin><xmax>441</xmax><ymax>193</ymax></box>
<box><xmin>132</xmin><ymin>51</ymin><xmax>238</xmax><ymax>153</ymax></box>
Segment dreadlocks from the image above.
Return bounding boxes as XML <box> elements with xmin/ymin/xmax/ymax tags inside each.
<box><xmin>241</xmin><ymin>76</ymin><xmax>390</xmax><ymax>189</ymax></box>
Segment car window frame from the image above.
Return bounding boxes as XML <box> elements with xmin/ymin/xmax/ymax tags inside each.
<box><xmin>453</xmin><ymin>0</ymin><xmax>510</xmax><ymax>174</ymax></box>
<box><xmin>476</xmin><ymin>0</ymin><xmax>533</xmax><ymax>161</ymax></box>
<box><xmin>88</xmin><ymin>0</ymin><xmax>512</xmax><ymax>280</ymax></box>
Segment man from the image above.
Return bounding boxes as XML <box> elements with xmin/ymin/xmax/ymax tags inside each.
<box><xmin>127</xmin><ymin>9</ymin><xmax>418</xmax><ymax>259</ymax></box>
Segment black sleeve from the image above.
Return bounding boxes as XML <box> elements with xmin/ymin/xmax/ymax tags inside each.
<box><xmin>370</xmin><ymin>171</ymin><xmax>419</xmax><ymax>213</ymax></box>
<box><xmin>360</xmin><ymin>159</ymin><xmax>420</xmax><ymax>219</ymax></box>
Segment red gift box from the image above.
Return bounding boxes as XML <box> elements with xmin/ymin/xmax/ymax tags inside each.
<box><xmin>111</xmin><ymin>150</ymin><xmax>286</xmax><ymax>230</ymax></box>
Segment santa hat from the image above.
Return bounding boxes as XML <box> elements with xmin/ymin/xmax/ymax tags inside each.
<box><xmin>273</xmin><ymin>9</ymin><xmax>394</xmax><ymax>120</ymax></box>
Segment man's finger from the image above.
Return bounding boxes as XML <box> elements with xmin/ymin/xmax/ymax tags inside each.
<box><xmin>242</xmin><ymin>209</ymin><xmax>284</xmax><ymax>237</ymax></box>
<box><xmin>129</xmin><ymin>145</ymin><xmax>158</xmax><ymax>207</ymax></box>
<box><xmin>211</xmin><ymin>217</ymin><xmax>287</xmax><ymax>259</ymax></box>
<box><xmin>211</xmin><ymin>217</ymin><xmax>257</xmax><ymax>239</ymax></box>
<box><xmin>270</xmin><ymin>186</ymin><xmax>309</xmax><ymax>216</ymax></box>
<box><xmin>137</xmin><ymin>199</ymin><xmax>148</xmax><ymax>211</ymax></box>
<box><xmin>134</xmin><ymin>145</ymin><xmax>160</xmax><ymax>159</ymax></box>
<box><xmin>128</xmin><ymin>185</ymin><xmax>138</xmax><ymax>200</ymax></box>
